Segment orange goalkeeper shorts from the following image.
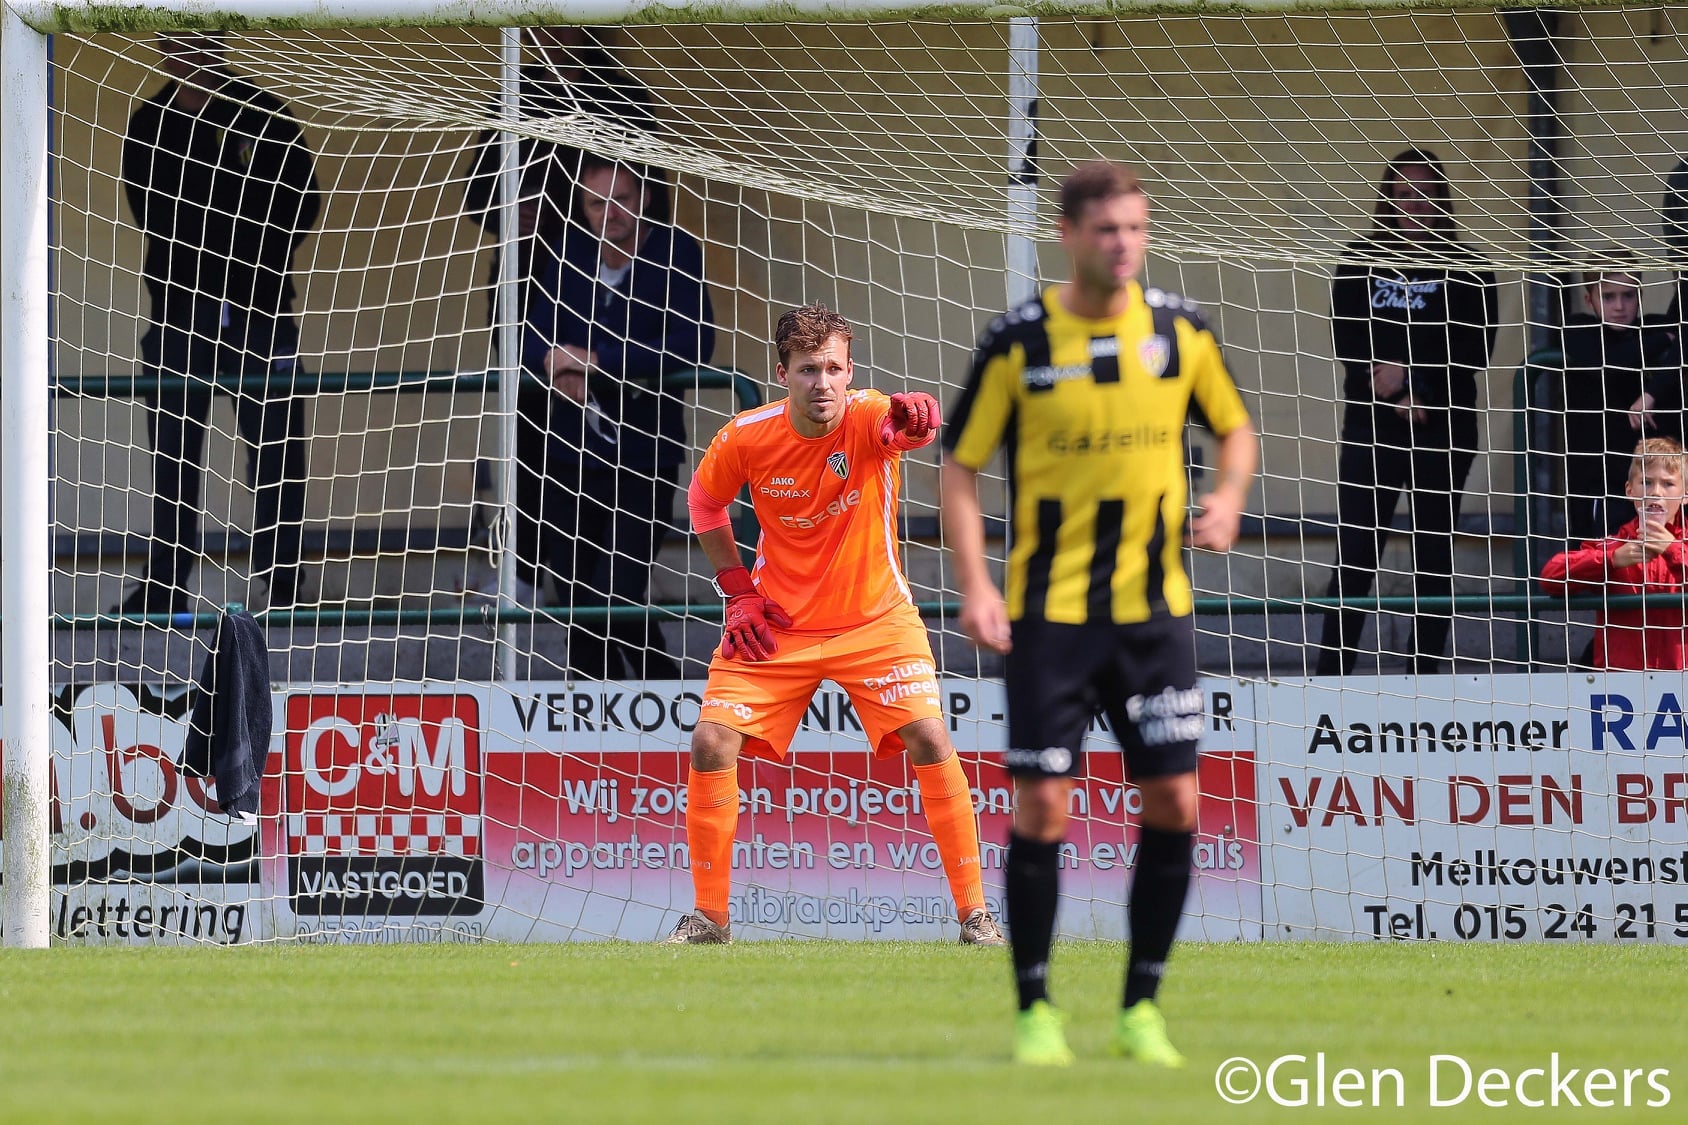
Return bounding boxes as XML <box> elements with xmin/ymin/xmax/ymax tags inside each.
<box><xmin>698</xmin><ymin>602</ymin><xmax>943</xmax><ymax>760</ymax></box>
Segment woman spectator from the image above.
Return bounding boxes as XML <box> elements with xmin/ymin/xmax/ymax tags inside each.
<box><xmin>1315</xmin><ymin>149</ymin><xmax>1499</xmax><ymax>676</ymax></box>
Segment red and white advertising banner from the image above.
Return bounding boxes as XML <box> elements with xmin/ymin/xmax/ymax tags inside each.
<box><xmin>5</xmin><ymin>674</ymin><xmax>1254</xmax><ymax>944</ymax></box>
<box><xmin>263</xmin><ymin>691</ymin><xmax>486</xmax><ymax>939</ymax></box>
<box><xmin>456</xmin><ymin>677</ymin><xmax>1259</xmax><ymax>943</ymax></box>
<box><xmin>1259</xmin><ymin>674</ymin><xmax>1688</xmax><ymax>943</ymax></box>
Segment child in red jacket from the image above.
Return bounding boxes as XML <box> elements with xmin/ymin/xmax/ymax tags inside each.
<box><xmin>1540</xmin><ymin>436</ymin><xmax>1688</xmax><ymax>669</ymax></box>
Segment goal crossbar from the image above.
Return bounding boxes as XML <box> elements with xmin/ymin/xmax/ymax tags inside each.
<box><xmin>11</xmin><ymin>0</ymin><xmax>1560</xmax><ymax>34</ymax></box>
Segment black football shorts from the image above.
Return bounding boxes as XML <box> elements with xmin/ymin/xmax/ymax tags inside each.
<box><xmin>1002</xmin><ymin>613</ymin><xmax>1202</xmax><ymax>780</ymax></box>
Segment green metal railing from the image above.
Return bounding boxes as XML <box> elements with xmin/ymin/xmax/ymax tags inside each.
<box><xmin>54</xmin><ymin>364</ymin><xmax>762</xmax><ymax>629</ymax></box>
<box><xmin>62</xmin><ymin>591</ymin><xmax>1685</xmax><ymax>632</ymax></box>
<box><xmin>51</xmin><ymin>358</ymin><xmax>1625</xmax><ymax>643</ymax></box>
<box><xmin>52</xmin><ymin>364</ymin><xmax>764</xmax><ymax>412</ymax></box>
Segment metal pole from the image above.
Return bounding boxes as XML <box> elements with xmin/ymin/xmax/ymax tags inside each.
<box><xmin>496</xmin><ymin>26</ymin><xmax>521</xmax><ymax>681</ymax></box>
<box><xmin>1505</xmin><ymin>6</ymin><xmax>1565</xmax><ymax>666</ymax></box>
<box><xmin>1506</xmin><ymin>7</ymin><xmax>1565</xmax><ymax>355</ymax></box>
<box><xmin>2</xmin><ymin>5</ymin><xmax>54</xmax><ymax>948</ymax></box>
<box><xmin>1005</xmin><ymin>16</ymin><xmax>1039</xmax><ymax>307</ymax></box>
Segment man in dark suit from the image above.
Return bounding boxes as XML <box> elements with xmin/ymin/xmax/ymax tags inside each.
<box><xmin>520</xmin><ymin>157</ymin><xmax>713</xmax><ymax>679</ymax></box>
<box><xmin>119</xmin><ymin>33</ymin><xmax>320</xmax><ymax>614</ymax></box>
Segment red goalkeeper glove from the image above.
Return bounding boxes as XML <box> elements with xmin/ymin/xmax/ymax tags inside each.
<box><xmin>716</xmin><ymin>565</ymin><xmax>792</xmax><ymax>662</ymax></box>
<box><xmin>881</xmin><ymin>391</ymin><xmax>942</xmax><ymax>451</ymax></box>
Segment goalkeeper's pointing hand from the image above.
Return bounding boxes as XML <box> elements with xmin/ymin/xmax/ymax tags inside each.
<box><xmin>882</xmin><ymin>392</ymin><xmax>942</xmax><ymax>450</ymax></box>
<box><xmin>717</xmin><ymin>565</ymin><xmax>793</xmax><ymax>662</ymax></box>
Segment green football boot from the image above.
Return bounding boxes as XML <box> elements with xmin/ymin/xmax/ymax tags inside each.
<box><xmin>1013</xmin><ymin>1000</ymin><xmax>1075</xmax><ymax>1067</ymax></box>
<box><xmin>1111</xmin><ymin>1000</ymin><xmax>1186</xmax><ymax>1068</ymax></box>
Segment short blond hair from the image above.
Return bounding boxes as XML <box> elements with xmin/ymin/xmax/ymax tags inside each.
<box><xmin>1628</xmin><ymin>435</ymin><xmax>1688</xmax><ymax>483</ymax></box>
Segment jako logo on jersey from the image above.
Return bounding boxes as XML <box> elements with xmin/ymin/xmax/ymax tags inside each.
<box><xmin>770</xmin><ymin>476</ymin><xmax>797</xmax><ymax>485</ymax></box>
<box><xmin>1138</xmin><ymin>335</ymin><xmax>1171</xmax><ymax>378</ymax></box>
<box><xmin>827</xmin><ymin>451</ymin><xmax>848</xmax><ymax>479</ymax></box>
<box><xmin>779</xmin><ymin>488</ymin><xmax>862</xmax><ymax>530</ymax></box>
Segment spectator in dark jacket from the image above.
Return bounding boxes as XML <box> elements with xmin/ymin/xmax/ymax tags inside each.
<box><xmin>1315</xmin><ymin>148</ymin><xmax>1499</xmax><ymax>676</ymax></box>
<box><xmin>461</xmin><ymin>26</ymin><xmax>665</xmax><ymax>327</ymax></box>
<box><xmin>117</xmin><ymin>33</ymin><xmax>321</xmax><ymax>615</ymax></box>
<box><xmin>1559</xmin><ymin>267</ymin><xmax>1679</xmax><ymax>542</ymax></box>
<box><xmin>1628</xmin><ymin>162</ymin><xmax>1688</xmax><ymax>440</ymax></box>
<box><xmin>520</xmin><ymin>156</ymin><xmax>714</xmax><ymax>679</ymax></box>
<box><xmin>1540</xmin><ymin>436</ymin><xmax>1688</xmax><ymax>670</ymax></box>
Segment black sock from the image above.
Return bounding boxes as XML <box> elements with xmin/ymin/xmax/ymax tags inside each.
<box><xmin>1125</xmin><ymin>826</ymin><xmax>1193</xmax><ymax>1008</ymax></box>
<box><xmin>1006</xmin><ymin>833</ymin><xmax>1061</xmax><ymax>1011</ymax></box>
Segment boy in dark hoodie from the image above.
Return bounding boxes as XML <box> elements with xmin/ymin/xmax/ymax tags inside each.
<box><xmin>1541</xmin><ymin>436</ymin><xmax>1688</xmax><ymax>670</ymax></box>
<box><xmin>1559</xmin><ymin>268</ymin><xmax>1679</xmax><ymax>542</ymax></box>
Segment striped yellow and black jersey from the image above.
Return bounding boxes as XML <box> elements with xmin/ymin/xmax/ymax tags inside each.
<box><xmin>944</xmin><ymin>282</ymin><xmax>1250</xmax><ymax>624</ymax></box>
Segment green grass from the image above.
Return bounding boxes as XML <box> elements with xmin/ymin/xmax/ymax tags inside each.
<box><xmin>2</xmin><ymin>941</ymin><xmax>1686</xmax><ymax>1123</ymax></box>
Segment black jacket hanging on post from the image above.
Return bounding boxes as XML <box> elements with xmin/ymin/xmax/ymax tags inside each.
<box><xmin>181</xmin><ymin>610</ymin><xmax>273</xmax><ymax>821</ymax></box>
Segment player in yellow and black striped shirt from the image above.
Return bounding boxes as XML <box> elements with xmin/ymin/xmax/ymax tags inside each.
<box><xmin>940</xmin><ymin>162</ymin><xmax>1257</xmax><ymax>1068</ymax></box>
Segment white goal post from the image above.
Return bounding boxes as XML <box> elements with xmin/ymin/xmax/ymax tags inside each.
<box><xmin>3</xmin><ymin>3</ymin><xmax>54</xmax><ymax>949</ymax></box>
<box><xmin>8</xmin><ymin>0</ymin><xmax>1688</xmax><ymax>949</ymax></box>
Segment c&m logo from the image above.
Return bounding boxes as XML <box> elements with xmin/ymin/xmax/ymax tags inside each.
<box><xmin>283</xmin><ymin>693</ymin><xmax>484</xmax><ymax>918</ymax></box>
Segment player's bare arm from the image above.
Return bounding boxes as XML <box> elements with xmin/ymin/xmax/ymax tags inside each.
<box><xmin>695</xmin><ymin>523</ymin><xmax>743</xmax><ymax>579</ymax></box>
<box><xmin>696</xmin><ymin>517</ymin><xmax>790</xmax><ymax>663</ymax></box>
<box><xmin>940</xmin><ymin>454</ymin><xmax>1011</xmax><ymax>654</ymax></box>
<box><xmin>1188</xmin><ymin>421</ymin><xmax>1258</xmax><ymax>553</ymax></box>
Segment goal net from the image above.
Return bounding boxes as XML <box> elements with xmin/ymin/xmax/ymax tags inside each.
<box><xmin>9</xmin><ymin>4</ymin><xmax>1688</xmax><ymax>945</ymax></box>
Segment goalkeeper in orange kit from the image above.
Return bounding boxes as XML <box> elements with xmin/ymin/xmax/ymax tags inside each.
<box><xmin>663</xmin><ymin>303</ymin><xmax>1004</xmax><ymax>947</ymax></box>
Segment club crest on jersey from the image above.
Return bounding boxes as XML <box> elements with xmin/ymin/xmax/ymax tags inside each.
<box><xmin>827</xmin><ymin>451</ymin><xmax>849</xmax><ymax>479</ymax></box>
<box><xmin>1139</xmin><ymin>335</ymin><xmax>1172</xmax><ymax>378</ymax></box>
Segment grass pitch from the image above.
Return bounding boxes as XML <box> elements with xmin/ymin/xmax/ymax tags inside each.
<box><xmin>2</xmin><ymin>941</ymin><xmax>1685</xmax><ymax>1123</ymax></box>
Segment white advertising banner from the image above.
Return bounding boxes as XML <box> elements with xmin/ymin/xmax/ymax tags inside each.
<box><xmin>18</xmin><ymin>684</ymin><xmax>266</xmax><ymax>945</ymax></box>
<box><xmin>18</xmin><ymin>672</ymin><xmax>1688</xmax><ymax>944</ymax></box>
<box><xmin>3</xmin><ymin>676</ymin><xmax>1259</xmax><ymax>945</ymax></box>
<box><xmin>1259</xmin><ymin>674</ymin><xmax>1688</xmax><ymax>943</ymax></box>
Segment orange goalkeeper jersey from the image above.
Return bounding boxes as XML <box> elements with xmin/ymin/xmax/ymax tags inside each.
<box><xmin>693</xmin><ymin>389</ymin><xmax>914</xmax><ymax>634</ymax></box>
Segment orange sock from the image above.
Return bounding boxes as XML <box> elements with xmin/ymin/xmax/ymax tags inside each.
<box><xmin>913</xmin><ymin>756</ymin><xmax>985</xmax><ymax>920</ymax></box>
<box><xmin>687</xmin><ymin>765</ymin><xmax>739</xmax><ymax>925</ymax></box>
